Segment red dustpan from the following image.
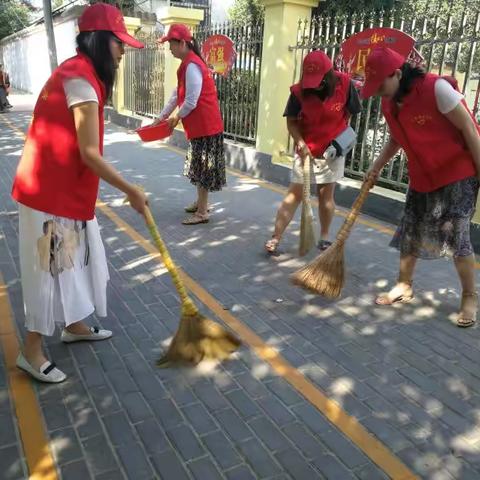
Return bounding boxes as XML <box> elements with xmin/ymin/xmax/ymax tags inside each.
<box><xmin>136</xmin><ymin>121</ymin><xmax>172</xmax><ymax>142</ymax></box>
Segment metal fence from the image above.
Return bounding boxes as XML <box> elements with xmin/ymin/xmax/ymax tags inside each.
<box><xmin>195</xmin><ymin>21</ymin><xmax>264</xmax><ymax>145</ymax></box>
<box><xmin>123</xmin><ymin>35</ymin><xmax>165</xmax><ymax>118</ymax></box>
<box><xmin>292</xmin><ymin>1</ymin><xmax>480</xmax><ymax>192</ymax></box>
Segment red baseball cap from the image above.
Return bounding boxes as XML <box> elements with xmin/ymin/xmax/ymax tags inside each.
<box><xmin>78</xmin><ymin>3</ymin><xmax>144</xmax><ymax>49</ymax></box>
<box><xmin>159</xmin><ymin>24</ymin><xmax>193</xmax><ymax>43</ymax></box>
<box><xmin>361</xmin><ymin>46</ymin><xmax>406</xmax><ymax>99</ymax></box>
<box><xmin>301</xmin><ymin>51</ymin><xmax>333</xmax><ymax>89</ymax></box>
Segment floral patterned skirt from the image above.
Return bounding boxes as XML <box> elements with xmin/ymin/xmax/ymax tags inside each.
<box><xmin>390</xmin><ymin>176</ymin><xmax>479</xmax><ymax>259</ymax></box>
<box><xmin>183</xmin><ymin>133</ymin><xmax>227</xmax><ymax>192</ymax></box>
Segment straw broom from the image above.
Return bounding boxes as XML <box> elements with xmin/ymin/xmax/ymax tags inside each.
<box><xmin>291</xmin><ymin>178</ymin><xmax>373</xmax><ymax>298</ymax></box>
<box><xmin>142</xmin><ymin>206</ymin><xmax>241</xmax><ymax>367</ymax></box>
<box><xmin>299</xmin><ymin>155</ymin><xmax>316</xmax><ymax>256</ymax></box>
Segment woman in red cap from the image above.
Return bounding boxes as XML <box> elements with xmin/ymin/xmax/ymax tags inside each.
<box><xmin>363</xmin><ymin>46</ymin><xmax>480</xmax><ymax>328</ymax></box>
<box><xmin>156</xmin><ymin>23</ymin><xmax>225</xmax><ymax>225</ymax></box>
<box><xmin>11</xmin><ymin>3</ymin><xmax>147</xmax><ymax>382</ymax></box>
<box><xmin>265</xmin><ymin>50</ymin><xmax>361</xmax><ymax>254</ymax></box>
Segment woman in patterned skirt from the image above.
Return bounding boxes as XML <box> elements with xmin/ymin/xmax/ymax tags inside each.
<box><xmin>157</xmin><ymin>24</ymin><xmax>226</xmax><ymax>225</ymax></box>
<box><xmin>11</xmin><ymin>3</ymin><xmax>147</xmax><ymax>382</ymax></box>
<box><xmin>363</xmin><ymin>47</ymin><xmax>480</xmax><ymax>328</ymax></box>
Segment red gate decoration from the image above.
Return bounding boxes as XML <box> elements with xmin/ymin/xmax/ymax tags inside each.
<box><xmin>202</xmin><ymin>35</ymin><xmax>237</xmax><ymax>77</ymax></box>
<box><xmin>339</xmin><ymin>27</ymin><xmax>418</xmax><ymax>78</ymax></box>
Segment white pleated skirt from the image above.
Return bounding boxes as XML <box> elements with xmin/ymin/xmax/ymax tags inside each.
<box><xmin>18</xmin><ymin>204</ymin><xmax>109</xmax><ymax>336</ymax></box>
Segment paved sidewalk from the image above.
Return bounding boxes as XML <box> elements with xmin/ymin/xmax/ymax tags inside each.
<box><xmin>1</xmin><ymin>95</ymin><xmax>480</xmax><ymax>479</ymax></box>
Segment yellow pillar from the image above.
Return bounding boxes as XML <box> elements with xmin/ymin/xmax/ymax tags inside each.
<box><xmin>114</xmin><ymin>16</ymin><xmax>142</xmax><ymax>114</ymax></box>
<box><xmin>256</xmin><ymin>0</ymin><xmax>320</xmax><ymax>162</ymax></box>
<box><xmin>157</xmin><ymin>7</ymin><xmax>204</xmax><ymax>116</ymax></box>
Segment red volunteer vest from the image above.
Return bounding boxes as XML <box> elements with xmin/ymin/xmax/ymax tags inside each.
<box><xmin>12</xmin><ymin>53</ymin><xmax>106</xmax><ymax>220</ymax></box>
<box><xmin>291</xmin><ymin>72</ymin><xmax>350</xmax><ymax>158</ymax></box>
<box><xmin>382</xmin><ymin>73</ymin><xmax>477</xmax><ymax>193</ymax></box>
<box><xmin>177</xmin><ymin>51</ymin><xmax>223</xmax><ymax>140</ymax></box>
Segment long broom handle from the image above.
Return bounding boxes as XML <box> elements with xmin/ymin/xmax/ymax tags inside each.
<box><xmin>302</xmin><ymin>155</ymin><xmax>311</xmax><ymax>203</ymax></box>
<box><xmin>336</xmin><ymin>178</ymin><xmax>374</xmax><ymax>243</ymax></box>
<box><xmin>143</xmin><ymin>206</ymin><xmax>198</xmax><ymax>316</ymax></box>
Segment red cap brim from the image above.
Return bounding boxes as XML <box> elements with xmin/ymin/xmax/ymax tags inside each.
<box><xmin>114</xmin><ymin>32</ymin><xmax>144</xmax><ymax>49</ymax></box>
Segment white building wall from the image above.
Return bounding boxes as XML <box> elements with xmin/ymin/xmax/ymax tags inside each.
<box><xmin>0</xmin><ymin>11</ymin><xmax>79</xmax><ymax>96</ymax></box>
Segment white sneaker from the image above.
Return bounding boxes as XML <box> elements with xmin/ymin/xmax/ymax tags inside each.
<box><xmin>16</xmin><ymin>353</ymin><xmax>67</xmax><ymax>383</ymax></box>
<box><xmin>61</xmin><ymin>326</ymin><xmax>113</xmax><ymax>343</ymax></box>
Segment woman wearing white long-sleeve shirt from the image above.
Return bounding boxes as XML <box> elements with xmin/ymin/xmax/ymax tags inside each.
<box><xmin>158</xmin><ymin>24</ymin><xmax>225</xmax><ymax>225</ymax></box>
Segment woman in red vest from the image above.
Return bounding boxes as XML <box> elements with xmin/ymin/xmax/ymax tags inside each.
<box><xmin>265</xmin><ymin>51</ymin><xmax>361</xmax><ymax>254</ymax></box>
<box><xmin>363</xmin><ymin>46</ymin><xmax>480</xmax><ymax>328</ymax></box>
<box><xmin>157</xmin><ymin>24</ymin><xmax>225</xmax><ymax>225</ymax></box>
<box><xmin>11</xmin><ymin>3</ymin><xmax>147</xmax><ymax>382</ymax></box>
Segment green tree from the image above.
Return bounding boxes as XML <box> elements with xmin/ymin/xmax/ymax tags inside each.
<box><xmin>0</xmin><ymin>0</ymin><xmax>30</xmax><ymax>40</ymax></box>
<box><xmin>228</xmin><ymin>0</ymin><xmax>264</xmax><ymax>24</ymax></box>
<box><xmin>316</xmin><ymin>0</ymin><xmax>395</xmax><ymax>15</ymax></box>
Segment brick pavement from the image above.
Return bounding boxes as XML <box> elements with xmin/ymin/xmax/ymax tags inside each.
<box><xmin>0</xmin><ymin>96</ymin><xmax>480</xmax><ymax>479</ymax></box>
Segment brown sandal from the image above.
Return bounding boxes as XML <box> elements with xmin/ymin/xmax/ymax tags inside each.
<box><xmin>375</xmin><ymin>282</ymin><xmax>414</xmax><ymax>306</ymax></box>
<box><xmin>182</xmin><ymin>213</ymin><xmax>209</xmax><ymax>225</ymax></box>
<box><xmin>457</xmin><ymin>292</ymin><xmax>477</xmax><ymax>328</ymax></box>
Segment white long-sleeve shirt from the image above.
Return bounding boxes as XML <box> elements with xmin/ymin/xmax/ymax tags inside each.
<box><xmin>159</xmin><ymin>62</ymin><xmax>203</xmax><ymax>119</ymax></box>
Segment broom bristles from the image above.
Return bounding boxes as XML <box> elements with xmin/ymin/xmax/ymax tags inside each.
<box><xmin>157</xmin><ymin>313</ymin><xmax>242</xmax><ymax>367</ymax></box>
<box><xmin>139</xmin><ymin>205</ymin><xmax>241</xmax><ymax>368</ymax></box>
<box><xmin>292</xmin><ymin>179</ymin><xmax>374</xmax><ymax>298</ymax></box>
<box><xmin>291</xmin><ymin>241</ymin><xmax>345</xmax><ymax>298</ymax></box>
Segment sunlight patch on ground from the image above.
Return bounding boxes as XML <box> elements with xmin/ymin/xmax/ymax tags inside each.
<box><xmin>120</xmin><ymin>254</ymin><xmax>159</xmax><ymax>271</ymax></box>
<box><xmin>178</xmin><ymin>236</ymin><xmax>201</xmax><ymax>246</ymax></box>
<box><xmin>232</xmin><ymin>183</ymin><xmax>260</xmax><ymax>192</ymax></box>
<box><xmin>251</xmin><ymin>363</ymin><xmax>271</xmax><ymax>379</ymax></box>
<box><xmin>132</xmin><ymin>265</ymin><xmax>167</xmax><ymax>283</ymax></box>
<box><xmin>375</xmin><ymin>278</ymin><xmax>389</xmax><ymax>288</ymax></box>
<box><xmin>330</xmin><ymin>377</ymin><xmax>354</xmax><ymax>396</ymax></box>
<box><xmin>207</xmin><ymin>235</ymin><xmax>240</xmax><ymax>247</ymax></box>
<box><xmin>452</xmin><ymin>431</ymin><xmax>480</xmax><ymax>452</ymax></box>
<box><xmin>359</xmin><ymin>325</ymin><xmax>377</xmax><ymax>335</ymax></box>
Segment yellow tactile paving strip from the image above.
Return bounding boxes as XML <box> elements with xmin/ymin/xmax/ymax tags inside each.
<box><xmin>0</xmin><ymin>274</ymin><xmax>58</xmax><ymax>480</ymax></box>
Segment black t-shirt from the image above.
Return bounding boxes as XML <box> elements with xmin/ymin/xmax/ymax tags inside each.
<box><xmin>283</xmin><ymin>80</ymin><xmax>362</xmax><ymax>118</ymax></box>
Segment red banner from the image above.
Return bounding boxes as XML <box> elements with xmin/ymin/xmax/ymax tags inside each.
<box><xmin>340</xmin><ymin>28</ymin><xmax>416</xmax><ymax>77</ymax></box>
<box><xmin>202</xmin><ymin>35</ymin><xmax>236</xmax><ymax>77</ymax></box>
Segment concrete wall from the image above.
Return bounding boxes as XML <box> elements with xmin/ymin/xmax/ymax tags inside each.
<box><xmin>0</xmin><ymin>8</ymin><xmax>81</xmax><ymax>96</ymax></box>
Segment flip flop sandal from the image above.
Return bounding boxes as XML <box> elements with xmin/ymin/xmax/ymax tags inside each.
<box><xmin>375</xmin><ymin>284</ymin><xmax>414</xmax><ymax>306</ymax></box>
<box><xmin>182</xmin><ymin>214</ymin><xmax>209</xmax><ymax>225</ymax></box>
<box><xmin>317</xmin><ymin>239</ymin><xmax>332</xmax><ymax>251</ymax></box>
<box><xmin>265</xmin><ymin>237</ymin><xmax>280</xmax><ymax>256</ymax></box>
<box><xmin>375</xmin><ymin>293</ymin><xmax>414</xmax><ymax>306</ymax></box>
<box><xmin>457</xmin><ymin>292</ymin><xmax>477</xmax><ymax>328</ymax></box>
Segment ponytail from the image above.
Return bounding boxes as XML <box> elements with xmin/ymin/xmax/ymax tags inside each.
<box><xmin>187</xmin><ymin>37</ymin><xmax>206</xmax><ymax>64</ymax></box>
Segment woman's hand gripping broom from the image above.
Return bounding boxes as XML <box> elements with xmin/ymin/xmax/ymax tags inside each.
<box><xmin>291</xmin><ymin>178</ymin><xmax>374</xmax><ymax>298</ymax></box>
<box><xmin>299</xmin><ymin>155</ymin><xmax>316</xmax><ymax>256</ymax></box>
<box><xmin>143</xmin><ymin>206</ymin><xmax>241</xmax><ymax>367</ymax></box>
